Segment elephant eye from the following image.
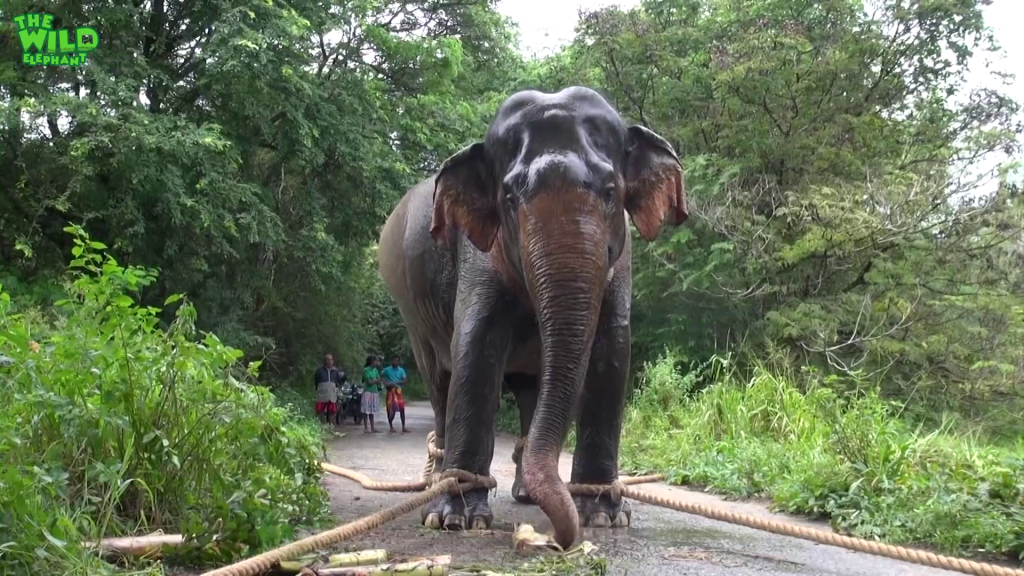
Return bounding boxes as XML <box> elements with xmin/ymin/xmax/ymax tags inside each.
<box><xmin>600</xmin><ymin>182</ymin><xmax>618</xmax><ymax>200</ymax></box>
<box><xmin>502</xmin><ymin>182</ymin><xmax>518</xmax><ymax>205</ymax></box>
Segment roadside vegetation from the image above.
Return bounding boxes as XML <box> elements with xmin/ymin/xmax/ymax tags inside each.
<box><xmin>0</xmin><ymin>229</ymin><xmax>329</xmax><ymax>575</ymax></box>
<box><xmin>2</xmin><ymin>0</ymin><xmax>1022</xmax><ymax>573</ymax></box>
<box><xmin>620</xmin><ymin>353</ymin><xmax>1024</xmax><ymax>561</ymax></box>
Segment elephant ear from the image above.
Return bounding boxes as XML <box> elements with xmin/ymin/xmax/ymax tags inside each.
<box><xmin>431</xmin><ymin>142</ymin><xmax>500</xmax><ymax>252</ymax></box>
<box><xmin>623</xmin><ymin>125</ymin><xmax>689</xmax><ymax>241</ymax></box>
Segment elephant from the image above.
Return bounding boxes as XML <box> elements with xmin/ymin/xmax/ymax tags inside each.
<box><xmin>377</xmin><ymin>86</ymin><xmax>688</xmax><ymax>549</ymax></box>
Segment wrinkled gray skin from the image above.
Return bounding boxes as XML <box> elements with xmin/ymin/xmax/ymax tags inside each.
<box><xmin>378</xmin><ymin>86</ymin><xmax>689</xmax><ymax>549</ymax></box>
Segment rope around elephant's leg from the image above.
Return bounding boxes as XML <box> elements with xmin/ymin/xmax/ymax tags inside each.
<box><xmin>423</xmin><ymin>430</ymin><xmax>444</xmax><ymax>483</ymax></box>
<box><xmin>316</xmin><ymin>432</ymin><xmax>446</xmax><ymax>491</ymax></box>
<box><xmin>565</xmin><ymin>481</ymin><xmax>1024</xmax><ymax>576</ymax></box>
<box><xmin>315</xmin><ymin>434</ymin><xmax>1024</xmax><ymax>576</ymax></box>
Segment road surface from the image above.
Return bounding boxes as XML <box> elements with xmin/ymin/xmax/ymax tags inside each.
<box><xmin>318</xmin><ymin>402</ymin><xmax>963</xmax><ymax>576</ymax></box>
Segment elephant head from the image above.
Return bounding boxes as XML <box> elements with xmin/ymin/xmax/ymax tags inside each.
<box><xmin>430</xmin><ymin>87</ymin><xmax>688</xmax><ymax>548</ymax></box>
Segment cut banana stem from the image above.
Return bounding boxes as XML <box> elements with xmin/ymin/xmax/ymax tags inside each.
<box><xmin>564</xmin><ymin>541</ymin><xmax>597</xmax><ymax>558</ymax></box>
<box><xmin>511</xmin><ymin>524</ymin><xmax>563</xmax><ymax>556</ymax></box>
<box><xmin>315</xmin><ymin>555</ymin><xmax>451</xmax><ymax>575</ymax></box>
<box><xmin>86</xmin><ymin>534</ymin><xmax>185</xmax><ymax>559</ymax></box>
<box><xmin>278</xmin><ymin>549</ymin><xmax>390</xmax><ymax>571</ymax></box>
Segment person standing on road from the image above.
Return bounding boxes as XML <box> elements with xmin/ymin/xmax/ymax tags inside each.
<box><xmin>361</xmin><ymin>355</ymin><xmax>383</xmax><ymax>433</ymax></box>
<box><xmin>314</xmin><ymin>353</ymin><xmax>345</xmax><ymax>424</ymax></box>
<box><xmin>381</xmin><ymin>355</ymin><xmax>408</xmax><ymax>433</ymax></box>
<box><xmin>331</xmin><ymin>365</ymin><xmax>348</xmax><ymax>425</ymax></box>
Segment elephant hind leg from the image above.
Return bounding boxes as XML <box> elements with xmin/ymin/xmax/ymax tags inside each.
<box><xmin>409</xmin><ymin>334</ymin><xmax>450</xmax><ymax>470</ymax></box>
<box><xmin>506</xmin><ymin>373</ymin><xmax>538</xmax><ymax>504</ymax></box>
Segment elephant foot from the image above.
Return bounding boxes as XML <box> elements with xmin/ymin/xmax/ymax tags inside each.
<box><xmin>421</xmin><ymin>488</ymin><xmax>493</xmax><ymax>531</ymax></box>
<box><xmin>575</xmin><ymin>494</ymin><xmax>631</xmax><ymax>528</ymax></box>
<box><xmin>509</xmin><ymin>455</ymin><xmax>536</xmax><ymax>500</ymax></box>
<box><xmin>511</xmin><ymin>467</ymin><xmax>534</xmax><ymax>504</ymax></box>
<box><xmin>510</xmin><ymin>439</ymin><xmax>534</xmax><ymax>504</ymax></box>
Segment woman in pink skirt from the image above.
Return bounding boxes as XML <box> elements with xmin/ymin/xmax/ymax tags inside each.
<box><xmin>361</xmin><ymin>355</ymin><xmax>382</xmax><ymax>433</ymax></box>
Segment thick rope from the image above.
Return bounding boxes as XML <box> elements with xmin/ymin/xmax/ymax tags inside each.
<box><xmin>325</xmin><ymin>432</ymin><xmax>1024</xmax><ymax>576</ymax></box>
<box><xmin>202</xmin><ymin>469</ymin><xmax>496</xmax><ymax>576</ymax></box>
<box><xmin>422</xmin><ymin>430</ymin><xmax>444</xmax><ymax>483</ymax></box>
<box><xmin>208</xmin><ymin>431</ymin><xmax>1022</xmax><ymax>576</ymax></box>
<box><xmin>321</xmin><ymin>462</ymin><xmax>428</xmax><ymax>492</ymax></box>
<box><xmin>199</xmin><ymin>478</ymin><xmax>458</xmax><ymax>576</ymax></box>
<box><xmin>620</xmin><ymin>484</ymin><xmax>1024</xmax><ymax>576</ymax></box>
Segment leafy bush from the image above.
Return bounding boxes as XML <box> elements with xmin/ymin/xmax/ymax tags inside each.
<box><xmin>621</xmin><ymin>352</ymin><xmax>1024</xmax><ymax>561</ymax></box>
<box><xmin>495</xmin><ymin>393</ymin><xmax>520</xmax><ymax>436</ymax></box>
<box><xmin>0</xmin><ymin>227</ymin><xmax>329</xmax><ymax>575</ymax></box>
<box><xmin>401</xmin><ymin>371</ymin><xmax>430</xmax><ymax>402</ymax></box>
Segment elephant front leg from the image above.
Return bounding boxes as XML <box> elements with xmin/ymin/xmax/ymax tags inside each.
<box><xmin>421</xmin><ymin>292</ymin><xmax>512</xmax><ymax>532</ymax></box>
<box><xmin>570</xmin><ymin>290</ymin><xmax>632</xmax><ymax>529</ymax></box>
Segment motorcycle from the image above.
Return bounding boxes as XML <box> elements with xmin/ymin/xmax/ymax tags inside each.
<box><xmin>337</xmin><ymin>381</ymin><xmax>364</xmax><ymax>425</ymax></box>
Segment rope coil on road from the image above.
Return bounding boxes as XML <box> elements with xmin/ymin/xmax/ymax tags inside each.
<box><xmin>207</xmin><ymin>432</ymin><xmax>1024</xmax><ymax>576</ymax></box>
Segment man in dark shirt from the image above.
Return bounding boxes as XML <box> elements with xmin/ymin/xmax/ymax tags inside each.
<box><xmin>314</xmin><ymin>353</ymin><xmax>346</xmax><ymax>424</ymax></box>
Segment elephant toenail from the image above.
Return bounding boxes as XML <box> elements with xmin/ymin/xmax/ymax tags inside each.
<box><xmin>471</xmin><ymin>516</ymin><xmax>488</xmax><ymax>530</ymax></box>
<box><xmin>424</xmin><ymin>513</ymin><xmax>441</xmax><ymax>529</ymax></box>
<box><xmin>612</xmin><ymin>511</ymin><xmax>630</xmax><ymax>527</ymax></box>
<box><xmin>589</xmin><ymin>512</ymin><xmax>611</xmax><ymax>527</ymax></box>
<box><xmin>443</xmin><ymin>515</ymin><xmax>466</xmax><ymax>531</ymax></box>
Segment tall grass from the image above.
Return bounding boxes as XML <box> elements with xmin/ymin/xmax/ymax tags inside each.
<box><xmin>0</xmin><ymin>227</ymin><xmax>329</xmax><ymax>575</ymax></box>
<box><xmin>621</xmin><ymin>351</ymin><xmax>1024</xmax><ymax>561</ymax></box>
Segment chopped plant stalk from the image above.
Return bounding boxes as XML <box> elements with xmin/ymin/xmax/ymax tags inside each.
<box><xmin>87</xmin><ymin>533</ymin><xmax>185</xmax><ymax>559</ymax></box>
<box><xmin>279</xmin><ymin>549</ymin><xmax>390</xmax><ymax>571</ymax></box>
<box><xmin>277</xmin><ymin>554</ymin><xmax>320</xmax><ymax>572</ymax></box>
<box><xmin>316</xmin><ymin>555</ymin><xmax>451</xmax><ymax>575</ymax></box>
<box><xmin>327</xmin><ymin>550</ymin><xmax>390</xmax><ymax>567</ymax></box>
<box><xmin>564</xmin><ymin>541</ymin><xmax>597</xmax><ymax>559</ymax></box>
<box><xmin>512</xmin><ymin>524</ymin><xmax>563</xmax><ymax>556</ymax></box>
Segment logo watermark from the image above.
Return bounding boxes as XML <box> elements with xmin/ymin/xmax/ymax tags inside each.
<box><xmin>14</xmin><ymin>13</ymin><xmax>99</xmax><ymax>67</ymax></box>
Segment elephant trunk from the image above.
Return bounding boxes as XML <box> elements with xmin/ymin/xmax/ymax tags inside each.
<box><xmin>518</xmin><ymin>189</ymin><xmax>607</xmax><ymax>550</ymax></box>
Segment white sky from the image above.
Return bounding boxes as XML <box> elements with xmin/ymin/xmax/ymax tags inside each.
<box><xmin>497</xmin><ymin>0</ymin><xmax>1024</xmax><ymax>185</ymax></box>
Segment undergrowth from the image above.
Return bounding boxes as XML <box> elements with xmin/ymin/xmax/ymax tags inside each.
<box><xmin>0</xmin><ymin>226</ymin><xmax>329</xmax><ymax>575</ymax></box>
<box><xmin>620</xmin><ymin>351</ymin><xmax>1024</xmax><ymax>561</ymax></box>
<box><xmin>401</xmin><ymin>371</ymin><xmax>430</xmax><ymax>401</ymax></box>
<box><xmin>495</xmin><ymin>393</ymin><xmax>520</xmax><ymax>436</ymax></box>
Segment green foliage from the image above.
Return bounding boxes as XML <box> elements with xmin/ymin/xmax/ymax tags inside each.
<box><xmin>495</xmin><ymin>393</ymin><xmax>521</xmax><ymax>436</ymax></box>
<box><xmin>400</xmin><ymin>371</ymin><xmax>430</xmax><ymax>402</ymax></box>
<box><xmin>0</xmin><ymin>0</ymin><xmax>522</xmax><ymax>379</ymax></box>
<box><xmin>0</xmin><ymin>227</ymin><xmax>328</xmax><ymax>574</ymax></box>
<box><xmin>2</xmin><ymin>0</ymin><xmax>1023</xmax><ymax>569</ymax></box>
<box><xmin>542</xmin><ymin>0</ymin><xmax>1024</xmax><ymax>432</ymax></box>
<box><xmin>622</xmin><ymin>353</ymin><xmax>1024</xmax><ymax>560</ymax></box>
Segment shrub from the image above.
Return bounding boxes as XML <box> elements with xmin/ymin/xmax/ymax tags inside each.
<box><xmin>0</xmin><ymin>226</ymin><xmax>329</xmax><ymax>575</ymax></box>
<box><xmin>621</xmin><ymin>352</ymin><xmax>1024</xmax><ymax>561</ymax></box>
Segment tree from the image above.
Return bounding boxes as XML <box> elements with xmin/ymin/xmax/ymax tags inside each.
<box><xmin>553</xmin><ymin>0</ymin><xmax>1023</xmax><ymax>425</ymax></box>
<box><xmin>0</xmin><ymin>0</ymin><xmax>524</xmax><ymax>376</ymax></box>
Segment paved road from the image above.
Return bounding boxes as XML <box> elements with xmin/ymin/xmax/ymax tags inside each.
<box><xmin>320</xmin><ymin>402</ymin><xmax>962</xmax><ymax>576</ymax></box>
